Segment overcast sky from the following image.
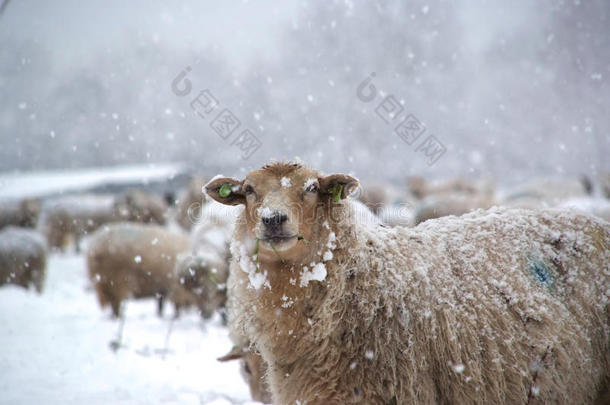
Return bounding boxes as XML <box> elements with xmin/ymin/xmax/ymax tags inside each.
<box><xmin>0</xmin><ymin>0</ymin><xmax>300</xmax><ymax>69</ymax></box>
<box><xmin>1</xmin><ymin>0</ymin><xmax>608</xmax><ymax>184</ymax></box>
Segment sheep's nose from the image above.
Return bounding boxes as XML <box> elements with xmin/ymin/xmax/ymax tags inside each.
<box><xmin>262</xmin><ymin>213</ymin><xmax>288</xmax><ymax>227</ymax></box>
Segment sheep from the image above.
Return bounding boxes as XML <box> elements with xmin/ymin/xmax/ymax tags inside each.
<box><xmin>0</xmin><ymin>197</ymin><xmax>41</xmax><ymax>229</ymax></box>
<box><xmin>112</xmin><ymin>189</ymin><xmax>169</xmax><ymax>225</ymax></box>
<box><xmin>357</xmin><ymin>182</ymin><xmax>415</xmax><ymax>227</ymax></box>
<box><xmin>502</xmin><ymin>177</ymin><xmax>590</xmax><ymax>207</ymax></box>
<box><xmin>377</xmin><ymin>203</ymin><xmax>415</xmax><ymax>227</ymax></box>
<box><xmin>0</xmin><ymin>226</ymin><xmax>47</xmax><ymax>293</ymax></box>
<box><xmin>414</xmin><ymin>194</ymin><xmax>496</xmax><ymax>225</ymax></box>
<box><xmin>191</xmin><ymin>200</ymin><xmax>241</xmax><ymax>252</ymax></box>
<box><xmin>38</xmin><ymin>194</ymin><xmax>116</xmax><ymax>251</ymax></box>
<box><xmin>39</xmin><ymin>190</ymin><xmax>170</xmax><ymax>252</ymax></box>
<box><xmin>407</xmin><ymin>176</ymin><xmax>492</xmax><ymax>200</ymax></box>
<box><xmin>599</xmin><ymin>173</ymin><xmax>610</xmax><ymax>200</ymax></box>
<box><xmin>349</xmin><ymin>199</ymin><xmax>384</xmax><ymax>227</ymax></box>
<box><xmin>206</xmin><ymin>161</ymin><xmax>609</xmax><ymax>405</ymax></box>
<box><xmin>559</xmin><ymin>198</ymin><xmax>610</xmax><ymax>223</ymax></box>
<box><xmin>87</xmin><ymin>222</ymin><xmax>190</xmax><ymax>318</ymax></box>
<box><xmin>175</xmin><ymin>176</ymin><xmax>207</xmax><ymax>230</ymax></box>
<box><xmin>408</xmin><ymin>176</ymin><xmax>495</xmax><ymax>225</ymax></box>
<box><xmin>171</xmin><ymin>200</ymin><xmax>241</xmax><ymax>318</ymax></box>
<box><xmin>356</xmin><ymin>182</ymin><xmax>396</xmax><ymax>214</ymax></box>
<box><xmin>172</xmin><ymin>250</ymin><xmax>229</xmax><ymax>318</ymax></box>
<box><xmin>218</xmin><ymin>344</ymin><xmax>272</xmax><ymax>404</ymax></box>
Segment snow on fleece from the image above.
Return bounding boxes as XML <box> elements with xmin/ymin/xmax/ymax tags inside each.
<box><xmin>228</xmin><ymin>200</ymin><xmax>609</xmax><ymax>403</ymax></box>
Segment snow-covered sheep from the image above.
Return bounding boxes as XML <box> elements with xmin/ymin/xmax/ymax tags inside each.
<box><xmin>356</xmin><ymin>183</ymin><xmax>415</xmax><ymax>227</ymax></box>
<box><xmin>38</xmin><ymin>194</ymin><xmax>116</xmax><ymax>251</ymax></box>
<box><xmin>87</xmin><ymin>223</ymin><xmax>190</xmax><ymax>317</ymax></box>
<box><xmin>172</xmin><ymin>249</ymin><xmax>229</xmax><ymax>319</ymax></box>
<box><xmin>414</xmin><ymin>194</ymin><xmax>496</xmax><ymax>225</ymax></box>
<box><xmin>191</xmin><ymin>200</ymin><xmax>241</xmax><ymax>252</ymax></box>
<box><xmin>356</xmin><ymin>182</ymin><xmax>399</xmax><ymax>214</ymax></box>
<box><xmin>408</xmin><ymin>176</ymin><xmax>492</xmax><ymax>200</ymax></box>
<box><xmin>559</xmin><ymin>198</ymin><xmax>610</xmax><ymax>223</ymax></box>
<box><xmin>172</xmin><ymin>201</ymin><xmax>241</xmax><ymax>317</ymax></box>
<box><xmin>206</xmin><ymin>162</ymin><xmax>609</xmax><ymax>405</ymax></box>
<box><xmin>599</xmin><ymin>173</ymin><xmax>610</xmax><ymax>199</ymax></box>
<box><xmin>218</xmin><ymin>344</ymin><xmax>272</xmax><ymax>404</ymax></box>
<box><xmin>348</xmin><ymin>199</ymin><xmax>383</xmax><ymax>227</ymax></box>
<box><xmin>501</xmin><ymin>177</ymin><xmax>591</xmax><ymax>208</ymax></box>
<box><xmin>175</xmin><ymin>176</ymin><xmax>207</xmax><ymax>230</ymax></box>
<box><xmin>0</xmin><ymin>198</ymin><xmax>41</xmax><ymax>230</ymax></box>
<box><xmin>376</xmin><ymin>203</ymin><xmax>415</xmax><ymax>227</ymax></box>
<box><xmin>0</xmin><ymin>226</ymin><xmax>47</xmax><ymax>293</ymax></box>
<box><xmin>113</xmin><ymin>189</ymin><xmax>168</xmax><ymax>225</ymax></box>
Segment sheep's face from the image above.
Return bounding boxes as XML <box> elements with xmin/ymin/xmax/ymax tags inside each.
<box><xmin>205</xmin><ymin>162</ymin><xmax>358</xmax><ymax>263</ymax></box>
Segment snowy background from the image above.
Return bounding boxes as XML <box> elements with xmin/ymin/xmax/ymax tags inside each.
<box><xmin>1</xmin><ymin>0</ymin><xmax>608</xmax><ymax>182</ymax></box>
<box><xmin>0</xmin><ymin>1</ymin><xmax>609</xmax><ymax>404</ymax></box>
<box><xmin>0</xmin><ymin>254</ymin><xmax>254</xmax><ymax>405</ymax></box>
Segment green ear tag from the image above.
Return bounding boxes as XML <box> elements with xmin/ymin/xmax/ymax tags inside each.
<box><xmin>331</xmin><ymin>184</ymin><xmax>343</xmax><ymax>202</ymax></box>
<box><xmin>219</xmin><ymin>183</ymin><xmax>232</xmax><ymax>198</ymax></box>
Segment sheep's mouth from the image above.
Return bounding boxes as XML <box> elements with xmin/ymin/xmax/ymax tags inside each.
<box><xmin>258</xmin><ymin>234</ymin><xmax>300</xmax><ymax>253</ymax></box>
<box><xmin>262</xmin><ymin>235</ymin><xmax>297</xmax><ymax>244</ymax></box>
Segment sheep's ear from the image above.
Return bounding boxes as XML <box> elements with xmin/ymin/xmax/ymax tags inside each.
<box><xmin>319</xmin><ymin>174</ymin><xmax>359</xmax><ymax>201</ymax></box>
<box><xmin>205</xmin><ymin>177</ymin><xmax>245</xmax><ymax>206</ymax></box>
<box><xmin>217</xmin><ymin>345</ymin><xmax>247</xmax><ymax>362</ymax></box>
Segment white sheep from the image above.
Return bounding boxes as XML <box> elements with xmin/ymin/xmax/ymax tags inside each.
<box><xmin>206</xmin><ymin>162</ymin><xmax>609</xmax><ymax>405</ymax></box>
<box><xmin>414</xmin><ymin>193</ymin><xmax>496</xmax><ymax>225</ymax></box>
<box><xmin>501</xmin><ymin>176</ymin><xmax>591</xmax><ymax>207</ymax></box>
<box><xmin>87</xmin><ymin>222</ymin><xmax>190</xmax><ymax>317</ymax></box>
<box><xmin>0</xmin><ymin>197</ymin><xmax>41</xmax><ymax>229</ymax></box>
<box><xmin>171</xmin><ymin>200</ymin><xmax>241</xmax><ymax>318</ymax></box>
<box><xmin>356</xmin><ymin>182</ymin><xmax>415</xmax><ymax>227</ymax></box>
<box><xmin>407</xmin><ymin>176</ymin><xmax>494</xmax><ymax>200</ymax></box>
<box><xmin>112</xmin><ymin>189</ymin><xmax>168</xmax><ymax>225</ymax></box>
<box><xmin>38</xmin><ymin>194</ymin><xmax>116</xmax><ymax>251</ymax></box>
<box><xmin>0</xmin><ymin>226</ymin><xmax>47</xmax><ymax>293</ymax></box>
<box><xmin>174</xmin><ymin>176</ymin><xmax>207</xmax><ymax>230</ymax></box>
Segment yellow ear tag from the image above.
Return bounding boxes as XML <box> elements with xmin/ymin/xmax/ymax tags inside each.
<box><xmin>219</xmin><ymin>184</ymin><xmax>232</xmax><ymax>198</ymax></box>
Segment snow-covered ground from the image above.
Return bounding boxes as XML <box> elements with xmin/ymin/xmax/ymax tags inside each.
<box><xmin>0</xmin><ymin>253</ymin><xmax>258</xmax><ymax>405</ymax></box>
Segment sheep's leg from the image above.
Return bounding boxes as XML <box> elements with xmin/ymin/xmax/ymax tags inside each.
<box><xmin>219</xmin><ymin>308</ymin><xmax>228</xmax><ymax>325</ymax></box>
<box><xmin>14</xmin><ymin>277</ymin><xmax>29</xmax><ymax>291</ymax></box>
<box><xmin>59</xmin><ymin>227</ymin><xmax>70</xmax><ymax>253</ymax></box>
<box><xmin>157</xmin><ymin>293</ymin><xmax>165</xmax><ymax>317</ymax></box>
<box><xmin>110</xmin><ymin>298</ymin><xmax>122</xmax><ymax>318</ymax></box>
<box><xmin>50</xmin><ymin>229</ymin><xmax>64</xmax><ymax>252</ymax></box>
<box><xmin>32</xmin><ymin>269</ymin><xmax>44</xmax><ymax>294</ymax></box>
<box><xmin>160</xmin><ymin>316</ymin><xmax>175</xmax><ymax>359</ymax></box>
<box><xmin>109</xmin><ymin>302</ymin><xmax>126</xmax><ymax>352</ymax></box>
<box><xmin>74</xmin><ymin>234</ymin><xmax>81</xmax><ymax>253</ymax></box>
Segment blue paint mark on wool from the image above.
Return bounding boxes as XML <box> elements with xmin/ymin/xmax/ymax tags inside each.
<box><xmin>529</xmin><ymin>257</ymin><xmax>554</xmax><ymax>289</ymax></box>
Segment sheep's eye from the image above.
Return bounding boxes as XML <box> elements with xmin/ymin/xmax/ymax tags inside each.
<box><xmin>305</xmin><ymin>184</ymin><xmax>319</xmax><ymax>193</ymax></box>
<box><xmin>244</xmin><ymin>185</ymin><xmax>255</xmax><ymax>195</ymax></box>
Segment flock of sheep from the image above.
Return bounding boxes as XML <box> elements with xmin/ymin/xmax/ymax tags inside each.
<box><xmin>1</xmin><ymin>164</ymin><xmax>609</xmax><ymax>404</ymax></box>
<box><xmin>0</xmin><ymin>185</ymin><xmax>233</xmax><ymax>320</ymax></box>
